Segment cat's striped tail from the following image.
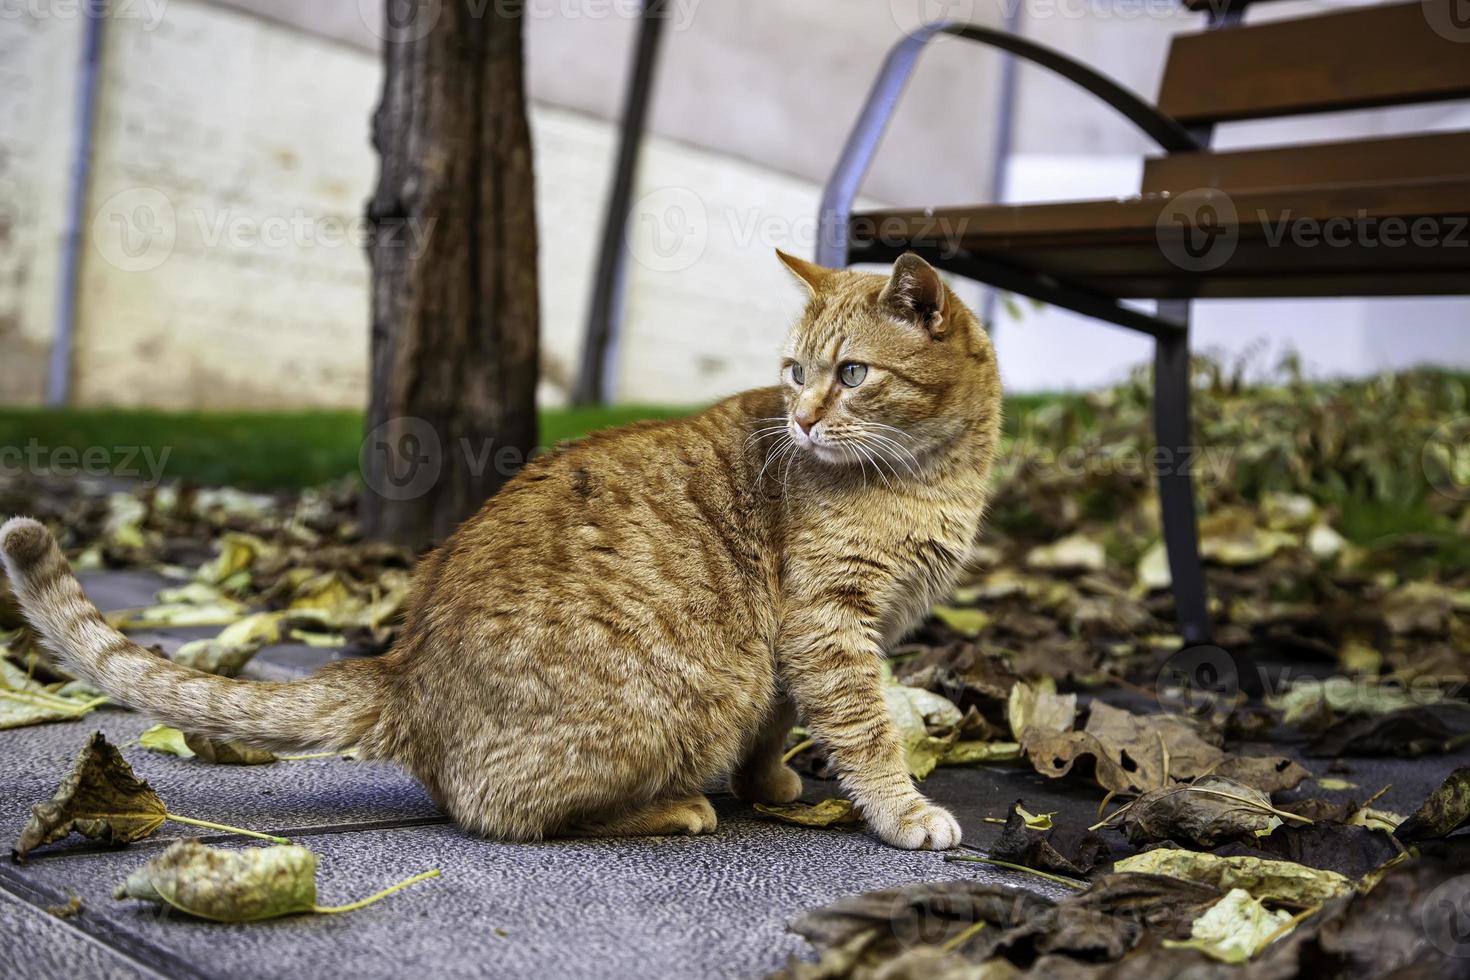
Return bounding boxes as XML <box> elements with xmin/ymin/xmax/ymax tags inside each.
<box><xmin>0</xmin><ymin>517</ymin><xmax>385</xmax><ymax>752</ymax></box>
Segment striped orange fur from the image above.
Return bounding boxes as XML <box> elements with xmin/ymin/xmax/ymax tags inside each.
<box><xmin>1</xmin><ymin>251</ymin><xmax>1002</xmax><ymax>848</ymax></box>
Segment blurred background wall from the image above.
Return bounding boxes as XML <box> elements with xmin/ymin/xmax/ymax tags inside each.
<box><xmin>2</xmin><ymin>0</ymin><xmax>1468</xmax><ymax>411</ymax></box>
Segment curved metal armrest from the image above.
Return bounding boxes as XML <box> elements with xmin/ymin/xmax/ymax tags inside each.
<box><xmin>816</xmin><ymin>22</ymin><xmax>1199</xmax><ymax>266</ymax></box>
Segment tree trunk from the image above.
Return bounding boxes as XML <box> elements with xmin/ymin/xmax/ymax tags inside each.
<box><xmin>361</xmin><ymin>0</ymin><xmax>540</xmax><ymax>549</ymax></box>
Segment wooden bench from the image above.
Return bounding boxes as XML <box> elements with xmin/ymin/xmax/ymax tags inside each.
<box><xmin>816</xmin><ymin>0</ymin><xmax>1470</xmax><ymax>646</ymax></box>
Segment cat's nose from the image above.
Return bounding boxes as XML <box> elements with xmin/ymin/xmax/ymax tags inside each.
<box><xmin>794</xmin><ymin>411</ymin><xmax>818</xmax><ymax>435</ymax></box>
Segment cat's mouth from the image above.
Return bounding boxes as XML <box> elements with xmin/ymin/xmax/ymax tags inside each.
<box><xmin>789</xmin><ymin>421</ymin><xmax>845</xmax><ymax>464</ymax></box>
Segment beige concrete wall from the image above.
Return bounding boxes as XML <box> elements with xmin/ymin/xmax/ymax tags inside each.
<box><xmin>71</xmin><ymin>0</ymin><xmax>378</xmax><ymax>409</ymax></box>
<box><xmin>6</xmin><ymin>0</ymin><xmax>1466</xmax><ymax>409</ymax></box>
<box><xmin>8</xmin><ymin>0</ymin><xmax>879</xmax><ymax>410</ymax></box>
<box><xmin>207</xmin><ymin>0</ymin><xmax>1007</xmax><ymax>207</ymax></box>
<box><xmin>0</xmin><ymin>9</ymin><xmax>86</xmax><ymax>405</ymax></box>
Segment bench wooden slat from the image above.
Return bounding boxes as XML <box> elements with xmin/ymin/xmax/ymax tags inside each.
<box><xmin>848</xmin><ymin>177</ymin><xmax>1470</xmax><ymax>299</ymax></box>
<box><xmin>1158</xmin><ymin>1</ymin><xmax>1470</xmax><ymax>126</ymax></box>
<box><xmin>855</xmin><ymin>178</ymin><xmax>1470</xmax><ymax>244</ymax></box>
<box><xmin>1141</xmin><ymin>132</ymin><xmax>1470</xmax><ymax>195</ymax></box>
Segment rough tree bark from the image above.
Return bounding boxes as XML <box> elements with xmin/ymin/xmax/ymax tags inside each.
<box><xmin>361</xmin><ymin>0</ymin><xmax>540</xmax><ymax>549</ymax></box>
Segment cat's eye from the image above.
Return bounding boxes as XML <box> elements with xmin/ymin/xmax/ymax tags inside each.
<box><xmin>839</xmin><ymin>362</ymin><xmax>868</xmax><ymax>388</ymax></box>
<box><xmin>790</xmin><ymin>363</ymin><xmax>806</xmax><ymax>386</ymax></box>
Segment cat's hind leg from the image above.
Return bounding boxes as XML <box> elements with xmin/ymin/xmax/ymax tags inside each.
<box><xmin>565</xmin><ymin>793</ymin><xmax>719</xmax><ymax>838</ymax></box>
<box><xmin>729</xmin><ymin>695</ymin><xmax>803</xmax><ymax>805</ymax></box>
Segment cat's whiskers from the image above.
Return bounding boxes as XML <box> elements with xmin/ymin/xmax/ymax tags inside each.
<box><xmin>851</xmin><ymin>435</ymin><xmax>903</xmax><ymax>485</ymax></box>
<box><xmin>780</xmin><ymin>445</ymin><xmax>800</xmax><ymax>499</ymax></box>
<box><xmin>757</xmin><ymin>434</ymin><xmax>797</xmax><ymax>488</ymax></box>
<box><xmin>850</xmin><ymin>441</ymin><xmax>893</xmax><ymax>490</ymax></box>
<box><xmin>862</xmin><ymin>435</ymin><xmax>919</xmax><ymax>479</ymax></box>
<box><xmin>850</xmin><ymin>423</ymin><xmax>921</xmax><ymax>478</ymax></box>
<box><xmin>842</xmin><ymin>441</ymin><xmax>870</xmax><ymax>491</ymax></box>
<box><xmin>744</xmin><ymin>424</ymin><xmax>792</xmax><ymax>452</ymax></box>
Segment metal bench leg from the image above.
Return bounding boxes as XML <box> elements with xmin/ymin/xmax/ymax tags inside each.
<box><xmin>1153</xmin><ymin>301</ymin><xmax>1212</xmax><ymax>646</ymax></box>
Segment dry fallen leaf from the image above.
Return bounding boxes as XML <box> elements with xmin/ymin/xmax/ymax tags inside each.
<box><xmin>138</xmin><ymin>724</ymin><xmax>195</xmax><ymax>759</ymax></box>
<box><xmin>989</xmin><ymin>801</ymin><xmax>1108</xmax><ymax>877</ymax></box>
<box><xmin>184</xmin><ymin>734</ymin><xmax>278</xmax><ymax>766</ymax></box>
<box><xmin>13</xmin><ymin>733</ymin><xmax>286</xmax><ymax>858</ymax></box>
<box><xmin>114</xmin><ymin>840</ymin><xmax>439</xmax><ymax>922</ymax></box>
<box><xmin>754</xmin><ymin>799</ymin><xmax>860</xmax><ymax>828</ymax></box>
<box><xmin>138</xmin><ymin>724</ymin><xmax>278</xmax><ymax>765</ymax></box>
<box><xmin>883</xmin><ymin>680</ymin><xmax>961</xmax><ymax>780</ymax></box>
<box><xmin>1113</xmin><ymin>848</ymin><xmax>1354</xmax><ymax>905</ymax></box>
<box><xmin>1163</xmin><ymin>887</ymin><xmax>1294</xmax><ymax>963</ymax></box>
<box><xmin>1122</xmin><ymin>776</ymin><xmax>1288</xmax><ymax>848</ymax></box>
<box><xmin>940</xmin><ymin>740</ymin><xmax>1021</xmax><ymax>766</ymax></box>
<box><xmin>1006</xmin><ymin>677</ymin><xmax>1076</xmax><ymax>742</ymax></box>
<box><xmin>13</xmin><ymin>732</ymin><xmax>168</xmax><ymax>857</ymax></box>
<box><xmin>171</xmin><ymin>612</ymin><xmax>285</xmax><ymax>677</ymax></box>
<box><xmin>0</xmin><ymin>658</ymin><xmax>108</xmax><ymax>730</ymax></box>
<box><xmin>929</xmin><ymin>606</ymin><xmax>991</xmax><ymax>638</ymax></box>
<box><xmin>1022</xmin><ymin>702</ymin><xmax>1308</xmax><ymax>796</ymax></box>
<box><xmin>1394</xmin><ymin>766</ymin><xmax>1470</xmax><ymax>843</ymax></box>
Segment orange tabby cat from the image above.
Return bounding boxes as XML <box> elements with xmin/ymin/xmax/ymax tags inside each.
<box><xmin>1</xmin><ymin>250</ymin><xmax>1002</xmax><ymax>849</ymax></box>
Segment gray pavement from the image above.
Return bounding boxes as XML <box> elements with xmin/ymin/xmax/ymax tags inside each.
<box><xmin>1</xmin><ymin>570</ymin><xmax>1057</xmax><ymax>980</ymax></box>
<box><xmin>5</xmin><ymin>570</ymin><xmax>1467</xmax><ymax>979</ymax></box>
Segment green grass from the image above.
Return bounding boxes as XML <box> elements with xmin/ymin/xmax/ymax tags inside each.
<box><xmin>0</xmin><ymin>397</ymin><xmax>1069</xmax><ymax>492</ymax></box>
<box><xmin>0</xmin><ymin>391</ymin><xmax>1094</xmax><ymax>490</ymax></box>
<box><xmin>0</xmin><ymin>405</ymin><xmax>694</xmax><ymax>490</ymax></box>
<box><xmin>1</xmin><ymin>398</ymin><xmax>1457</xmax><ymax>563</ymax></box>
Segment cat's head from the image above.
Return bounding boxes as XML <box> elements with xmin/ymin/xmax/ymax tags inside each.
<box><xmin>775</xmin><ymin>250</ymin><xmax>1000</xmax><ymax>471</ymax></box>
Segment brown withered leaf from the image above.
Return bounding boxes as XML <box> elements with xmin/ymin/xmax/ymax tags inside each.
<box><xmin>182</xmin><ymin>733</ymin><xmax>277</xmax><ymax>766</ymax></box>
<box><xmin>0</xmin><ymin>657</ymin><xmax>107</xmax><ymax>731</ymax></box>
<box><xmin>754</xmin><ymin>799</ymin><xmax>860</xmax><ymax>828</ymax></box>
<box><xmin>1394</xmin><ymin>766</ymin><xmax>1470</xmax><ymax>842</ymax></box>
<box><xmin>1122</xmin><ymin>776</ymin><xmax>1280</xmax><ymax>848</ymax></box>
<box><xmin>992</xmin><ymin>873</ymin><xmax>1226</xmax><ymax>966</ymax></box>
<box><xmin>1212</xmin><ymin>822</ymin><xmax>1403</xmax><ymax>882</ymax></box>
<box><xmin>773</xmin><ymin>879</ymin><xmax>1053</xmax><ymax>979</ymax></box>
<box><xmin>991</xmin><ymin>800</ymin><xmax>1109</xmax><ymax>877</ymax></box>
<box><xmin>1023</xmin><ymin>703</ymin><xmax>1308</xmax><ymax>796</ymax></box>
<box><xmin>1006</xmin><ymin>678</ymin><xmax>1076</xmax><ymax>742</ymax></box>
<box><xmin>13</xmin><ymin>732</ymin><xmax>166</xmax><ymax>858</ymax></box>
<box><xmin>1285</xmin><ymin>838</ymin><xmax>1470</xmax><ymax>978</ymax></box>
<box><xmin>1306</xmin><ymin>707</ymin><xmax>1469</xmax><ymax>758</ymax></box>
<box><xmin>45</xmin><ymin>895</ymin><xmax>83</xmax><ymax>919</ymax></box>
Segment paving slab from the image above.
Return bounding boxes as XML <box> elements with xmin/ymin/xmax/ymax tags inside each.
<box><xmin>7</xmin><ymin>569</ymin><xmax>1470</xmax><ymax>978</ymax></box>
<box><xmin>1</xmin><ymin>713</ymin><xmax>441</xmax><ymax>854</ymax></box>
<box><xmin>0</xmin><ymin>889</ymin><xmax>164</xmax><ymax>980</ymax></box>
<box><xmin>2</xmin><ymin>804</ymin><xmax>1055</xmax><ymax>980</ymax></box>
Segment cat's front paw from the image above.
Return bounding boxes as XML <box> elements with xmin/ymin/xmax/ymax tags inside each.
<box><xmin>868</xmin><ymin>798</ymin><xmax>962</xmax><ymax>850</ymax></box>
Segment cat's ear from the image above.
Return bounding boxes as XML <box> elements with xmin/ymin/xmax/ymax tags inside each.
<box><xmin>776</xmin><ymin>249</ymin><xmax>833</xmax><ymax>295</ymax></box>
<box><xmin>880</xmin><ymin>253</ymin><xmax>946</xmax><ymax>338</ymax></box>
